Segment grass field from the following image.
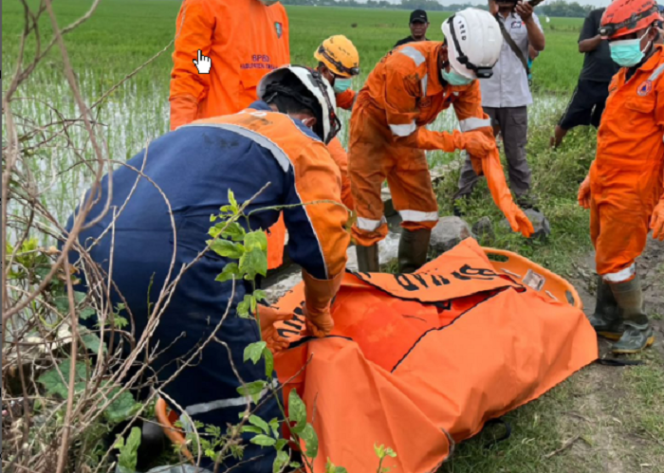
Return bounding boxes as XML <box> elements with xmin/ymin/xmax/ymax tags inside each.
<box><xmin>3</xmin><ymin>1</ymin><xmax>663</xmax><ymax>472</ymax></box>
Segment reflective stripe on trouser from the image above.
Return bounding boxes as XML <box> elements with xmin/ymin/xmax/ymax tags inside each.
<box><xmin>590</xmin><ymin>161</ymin><xmax>663</xmax><ymax>281</ymax></box>
<box><xmin>457</xmin><ymin>106</ymin><xmax>531</xmax><ymax>198</ymax></box>
<box><xmin>349</xmin><ymin>102</ymin><xmax>438</xmax><ymax>246</ymax></box>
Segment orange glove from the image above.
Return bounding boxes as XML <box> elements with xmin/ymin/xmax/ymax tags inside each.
<box><xmin>256</xmin><ymin>305</ymin><xmax>294</xmax><ymax>353</ymax></box>
<box><xmin>454</xmin><ymin>130</ymin><xmax>497</xmax><ymax>157</ymax></box>
<box><xmin>651</xmin><ymin>198</ymin><xmax>664</xmax><ymax>241</ymax></box>
<box><xmin>482</xmin><ymin>147</ymin><xmax>534</xmax><ymax>238</ymax></box>
<box><xmin>169</xmin><ymin>94</ymin><xmax>198</xmax><ymax>131</ymax></box>
<box><xmin>577</xmin><ymin>174</ymin><xmax>591</xmax><ymax>210</ymax></box>
<box><xmin>302</xmin><ymin>270</ymin><xmax>344</xmax><ymax>338</ymax></box>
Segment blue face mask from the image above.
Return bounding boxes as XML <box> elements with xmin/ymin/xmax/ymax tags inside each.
<box><xmin>442</xmin><ymin>68</ymin><xmax>474</xmax><ymax>86</ymax></box>
<box><xmin>333</xmin><ymin>78</ymin><xmax>352</xmax><ymax>93</ymax></box>
<box><xmin>610</xmin><ymin>29</ymin><xmax>652</xmax><ymax>67</ymax></box>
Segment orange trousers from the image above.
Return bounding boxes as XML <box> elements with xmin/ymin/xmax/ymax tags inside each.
<box><xmin>348</xmin><ymin>101</ymin><xmax>438</xmax><ymax>247</ymax></box>
<box><xmin>590</xmin><ymin>158</ymin><xmax>663</xmax><ymax>281</ymax></box>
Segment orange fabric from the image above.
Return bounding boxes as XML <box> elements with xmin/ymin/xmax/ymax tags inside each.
<box><xmin>590</xmin><ymin>47</ymin><xmax>664</xmax><ymax>278</ymax></box>
<box><xmin>348</xmin><ymin>42</ymin><xmax>517</xmax><ymax>245</ymax></box>
<box><xmin>348</xmin><ymin>99</ymin><xmax>439</xmax><ymax>245</ymax></box>
<box><xmin>193</xmin><ymin>109</ymin><xmax>349</xmax><ymax>278</ymax></box>
<box><xmin>169</xmin><ymin>0</ymin><xmax>290</xmax><ymax>130</ymax></box>
<box><xmin>335</xmin><ymin>89</ymin><xmax>357</xmax><ymax>110</ymax></box>
<box><xmin>268</xmin><ymin>239</ymin><xmax>597</xmax><ymax>472</ymax></box>
<box><xmin>266</xmin><ymin>137</ymin><xmax>353</xmax><ymax>270</ymax></box>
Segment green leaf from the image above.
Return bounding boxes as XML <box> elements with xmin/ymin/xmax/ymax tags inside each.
<box><xmin>104</xmin><ymin>388</ymin><xmax>141</xmax><ymax>424</ymax></box>
<box><xmin>288</xmin><ymin>390</ymin><xmax>307</xmax><ymax>434</ymax></box>
<box><xmin>37</xmin><ymin>360</ymin><xmax>88</xmax><ymax>398</ymax></box>
<box><xmin>374</xmin><ymin>444</ymin><xmax>385</xmax><ymax>459</ymax></box>
<box><xmin>300</xmin><ymin>423</ymin><xmax>318</xmax><ymax>459</ymax></box>
<box><xmin>222</xmin><ymin>222</ymin><xmax>247</xmax><ymax>242</ymax></box>
<box><xmin>386</xmin><ymin>447</ymin><xmax>397</xmax><ymax>458</ymax></box>
<box><xmin>290</xmin><ymin>461</ymin><xmax>302</xmax><ymax>469</ymax></box>
<box><xmin>264</xmin><ymin>347</ymin><xmax>274</xmax><ymax>378</ymax></box>
<box><xmin>275</xmin><ymin>438</ymin><xmax>288</xmax><ymax>451</ymax></box>
<box><xmin>250</xmin><ymin>434</ymin><xmax>276</xmax><ymax>447</ymax></box>
<box><xmin>244</xmin><ymin>341</ymin><xmax>267</xmax><ymax>365</ymax></box>
<box><xmin>54</xmin><ymin>295</ymin><xmax>69</xmax><ymax>315</ymax></box>
<box><xmin>74</xmin><ymin>291</ymin><xmax>86</xmax><ymax>305</ymax></box>
<box><xmin>273</xmin><ymin>450</ymin><xmax>290</xmax><ymax>473</ymax></box>
<box><xmin>237</xmin><ymin>380</ymin><xmax>267</xmax><ymax>404</ymax></box>
<box><xmin>237</xmin><ymin>295</ymin><xmax>252</xmax><ymax>318</ymax></box>
<box><xmin>248</xmin><ymin>415</ymin><xmax>270</xmax><ymax>434</ymax></box>
<box><xmin>245</xmin><ymin>231</ymin><xmax>268</xmax><ymax>252</ymax></box>
<box><xmin>239</xmin><ymin>247</ymin><xmax>268</xmax><ymax>280</ymax></box>
<box><xmin>116</xmin><ymin>426</ymin><xmax>142</xmax><ymax>473</ymax></box>
<box><xmin>216</xmin><ymin>263</ymin><xmax>240</xmax><ymax>283</ymax></box>
<box><xmin>79</xmin><ymin>307</ymin><xmax>96</xmax><ymax>320</ymax></box>
<box><xmin>208</xmin><ymin>239</ymin><xmax>245</xmax><ymax>259</ymax></box>
<box><xmin>254</xmin><ymin>290</ymin><xmax>267</xmax><ymax>302</ymax></box>
<box><xmin>81</xmin><ymin>331</ymin><xmax>106</xmax><ymax>355</ymax></box>
<box><xmin>228</xmin><ymin>189</ymin><xmax>239</xmax><ymax>213</ymax></box>
<box><xmin>242</xmin><ymin>425</ymin><xmax>263</xmax><ymax>435</ymax></box>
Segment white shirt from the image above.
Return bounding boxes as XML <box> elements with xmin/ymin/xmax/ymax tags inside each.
<box><xmin>480</xmin><ymin>12</ymin><xmax>543</xmax><ymax>108</ymax></box>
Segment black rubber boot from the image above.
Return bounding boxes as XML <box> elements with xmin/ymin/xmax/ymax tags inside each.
<box><xmin>609</xmin><ymin>276</ymin><xmax>655</xmax><ymax>354</ymax></box>
<box><xmin>398</xmin><ymin>228</ymin><xmax>431</xmax><ymax>273</ymax></box>
<box><xmin>587</xmin><ymin>276</ymin><xmax>623</xmax><ymax>341</ymax></box>
<box><xmin>356</xmin><ymin>244</ymin><xmax>380</xmax><ymax>273</ymax></box>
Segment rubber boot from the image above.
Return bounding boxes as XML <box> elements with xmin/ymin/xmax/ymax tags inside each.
<box><xmin>587</xmin><ymin>276</ymin><xmax>623</xmax><ymax>340</ymax></box>
<box><xmin>398</xmin><ymin>228</ymin><xmax>431</xmax><ymax>273</ymax></box>
<box><xmin>356</xmin><ymin>244</ymin><xmax>380</xmax><ymax>273</ymax></box>
<box><xmin>609</xmin><ymin>276</ymin><xmax>655</xmax><ymax>354</ymax></box>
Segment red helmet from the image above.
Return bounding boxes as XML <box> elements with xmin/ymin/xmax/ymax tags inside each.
<box><xmin>599</xmin><ymin>0</ymin><xmax>663</xmax><ymax>39</ymax></box>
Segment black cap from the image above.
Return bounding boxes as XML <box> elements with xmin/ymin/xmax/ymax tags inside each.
<box><xmin>410</xmin><ymin>9</ymin><xmax>428</xmax><ymax>24</ymax></box>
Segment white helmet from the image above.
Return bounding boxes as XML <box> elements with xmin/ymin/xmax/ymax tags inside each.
<box><xmin>442</xmin><ymin>8</ymin><xmax>503</xmax><ymax>80</ymax></box>
<box><xmin>257</xmin><ymin>65</ymin><xmax>340</xmax><ymax>145</ymax></box>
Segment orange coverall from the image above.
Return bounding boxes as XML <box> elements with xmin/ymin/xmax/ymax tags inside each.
<box><xmin>349</xmin><ymin>42</ymin><xmax>497</xmax><ymax>246</ymax></box>
<box><xmin>266</xmin><ymin>90</ymin><xmax>356</xmax><ymax>270</ymax></box>
<box><xmin>590</xmin><ymin>46</ymin><xmax>664</xmax><ymax>282</ymax></box>
<box><xmin>169</xmin><ymin>0</ymin><xmax>290</xmax><ymax>130</ymax></box>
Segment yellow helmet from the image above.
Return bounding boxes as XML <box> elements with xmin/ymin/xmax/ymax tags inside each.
<box><xmin>314</xmin><ymin>35</ymin><xmax>360</xmax><ymax>78</ymax></box>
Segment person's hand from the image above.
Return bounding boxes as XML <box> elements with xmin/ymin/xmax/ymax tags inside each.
<box><xmin>256</xmin><ymin>305</ymin><xmax>294</xmax><ymax>353</ymax></box>
<box><xmin>304</xmin><ymin>306</ymin><xmax>334</xmax><ymax>338</ymax></box>
<box><xmin>461</xmin><ymin>131</ymin><xmax>496</xmax><ymax>157</ymax></box>
<box><xmin>515</xmin><ymin>1</ymin><xmax>534</xmax><ymax>22</ymax></box>
<box><xmin>577</xmin><ymin>175</ymin><xmax>591</xmax><ymax>210</ymax></box>
<box><xmin>650</xmin><ymin>199</ymin><xmax>664</xmax><ymax>241</ymax></box>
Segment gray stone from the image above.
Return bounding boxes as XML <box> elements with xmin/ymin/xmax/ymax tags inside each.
<box><xmin>472</xmin><ymin>216</ymin><xmax>494</xmax><ymax>241</ymax></box>
<box><xmin>501</xmin><ymin>208</ymin><xmax>551</xmax><ymax>240</ymax></box>
<box><xmin>430</xmin><ymin>216</ymin><xmax>474</xmax><ymax>254</ymax></box>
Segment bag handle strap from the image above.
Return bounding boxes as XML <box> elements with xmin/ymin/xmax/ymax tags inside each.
<box><xmin>496</xmin><ymin>14</ymin><xmax>531</xmax><ymax>76</ymax></box>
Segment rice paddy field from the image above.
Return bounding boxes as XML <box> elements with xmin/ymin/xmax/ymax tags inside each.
<box><xmin>4</xmin><ymin>2</ymin><xmax>664</xmax><ymax>473</ymax></box>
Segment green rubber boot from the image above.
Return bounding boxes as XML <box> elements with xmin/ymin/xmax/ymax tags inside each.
<box><xmin>587</xmin><ymin>276</ymin><xmax>623</xmax><ymax>340</ymax></box>
<box><xmin>356</xmin><ymin>244</ymin><xmax>380</xmax><ymax>273</ymax></box>
<box><xmin>609</xmin><ymin>276</ymin><xmax>656</xmax><ymax>354</ymax></box>
<box><xmin>398</xmin><ymin>228</ymin><xmax>431</xmax><ymax>273</ymax></box>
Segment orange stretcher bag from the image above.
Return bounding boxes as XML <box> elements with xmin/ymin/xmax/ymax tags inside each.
<box><xmin>271</xmin><ymin>238</ymin><xmax>597</xmax><ymax>472</ymax></box>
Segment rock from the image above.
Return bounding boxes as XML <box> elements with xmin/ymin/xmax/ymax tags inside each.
<box><xmin>430</xmin><ymin>216</ymin><xmax>474</xmax><ymax>254</ymax></box>
<box><xmin>472</xmin><ymin>216</ymin><xmax>494</xmax><ymax>241</ymax></box>
<box><xmin>264</xmin><ymin>272</ymin><xmax>303</xmax><ymax>304</ymax></box>
<box><xmin>501</xmin><ymin>209</ymin><xmax>551</xmax><ymax>240</ymax></box>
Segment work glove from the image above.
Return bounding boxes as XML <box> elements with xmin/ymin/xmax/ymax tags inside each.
<box><xmin>651</xmin><ymin>198</ymin><xmax>664</xmax><ymax>241</ymax></box>
<box><xmin>256</xmin><ymin>305</ymin><xmax>294</xmax><ymax>353</ymax></box>
<box><xmin>483</xmin><ymin>147</ymin><xmax>534</xmax><ymax>238</ymax></box>
<box><xmin>302</xmin><ymin>270</ymin><xmax>344</xmax><ymax>338</ymax></box>
<box><xmin>577</xmin><ymin>174</ymin><xmax>591</xmax><ymax>210</ymax></box>
<box><xmin>454</xmin><ymin>130</ymin><xmax>497</xmax><ymax>157</ymax></box>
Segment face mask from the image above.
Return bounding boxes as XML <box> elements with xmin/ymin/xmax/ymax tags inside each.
<box><xmin>333</xmin><ymin>78</ymin><xmax>352</xmax><ymax>93</ymax></box>
<box><xmin>610</xmin><ymin>29</ymin><xmax>652</xmax><ymax>67</ymax></box>
<box><xmin>442</xmin><ymin>68</ymin><xmax>474</xmax><ymax>86</ymax></box>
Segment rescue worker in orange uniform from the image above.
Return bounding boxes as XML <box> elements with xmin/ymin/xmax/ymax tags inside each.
<box><xmin>67</xmin><ymin>66</ymin><xmax>347</xmax><ymax>471</ymax></box>
<box><xmin>169</xmin><ymin>0</ymin><xmax>290</xmax><ymax>130</ymax></box>
<box><xmin>266</xmin><ymin>36</ymin><xmax>361</xmax><ymax>270</ymax></box>
<box><xmin>349</xmin><ymin>8</ymin><xmax>534</xmax><ymax>273</ymax></box>
<box><xmin>578</xmin><ymin>0</ymin><xmax>664</xmax><ymax>354</ymax></box>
